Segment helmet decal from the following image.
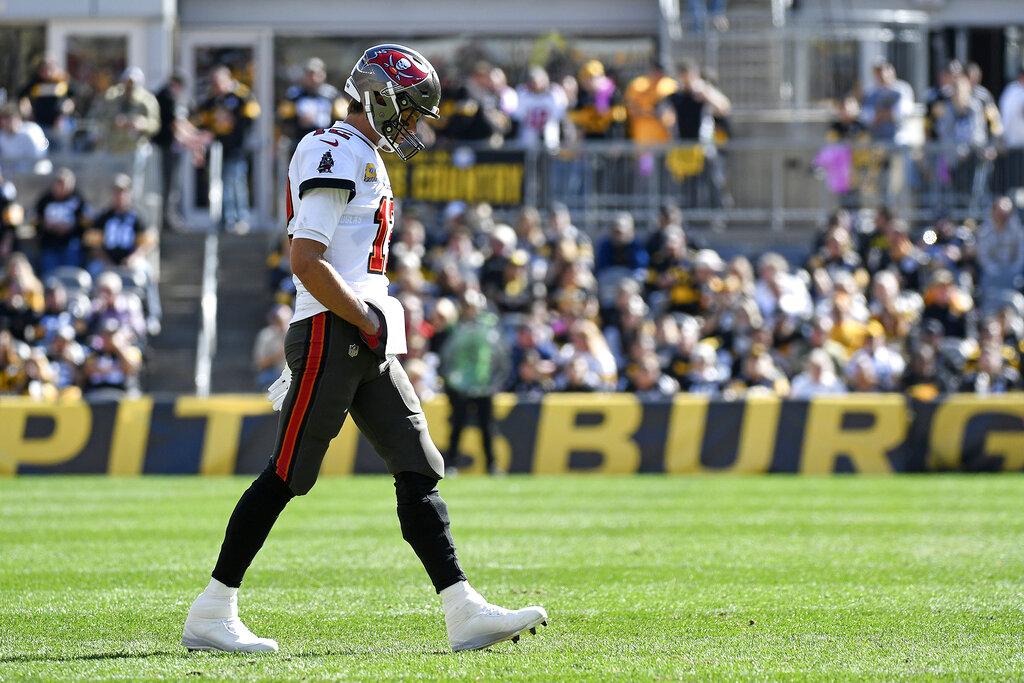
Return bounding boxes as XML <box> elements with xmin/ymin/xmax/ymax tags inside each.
<box><xmin>365</xmin><ymin>47</ymin><xmax>430</xmax><ymax>88</ymax></box>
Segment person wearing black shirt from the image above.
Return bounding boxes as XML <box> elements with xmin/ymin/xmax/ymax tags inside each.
<box><xmin>34</xmin><ymin>167</ymin><xmax>89</xmax><ymax>277</ymax></box>
<box><xmin>196</xmin><ymin>65</ymin><xmax>261</xmax><ymax>233</ymax></box>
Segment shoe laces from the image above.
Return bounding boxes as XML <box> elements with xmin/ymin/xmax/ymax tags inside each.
<box><xmin>475</xmin><ymin>602</ymin><xmax>513</xmax><ymax>618</ymax></box>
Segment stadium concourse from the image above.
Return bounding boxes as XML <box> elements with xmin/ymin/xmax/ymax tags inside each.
<box><xmin>2</xmin><ymin>56</ymin><xmax>1024</xmax><ymax>401</ymax></box>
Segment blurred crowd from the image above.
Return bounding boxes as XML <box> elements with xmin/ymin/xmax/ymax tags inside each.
<box><xmin>3</xmin><ymin>48</ymin><xmax>1024</xmax><ymax>402</ymax></box>
<box><xmin>261</xmin><ymin>196</ymin><xmax>1024</xmax><ymax>401</ymax></box>
<box><xmin>822</xmin><ymin>58</ymin><xmax>1024</xmax><ymax>211</ymax></box>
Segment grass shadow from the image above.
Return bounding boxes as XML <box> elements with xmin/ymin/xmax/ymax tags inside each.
<box><xmin>0</xmin><ymin>650</ymin><xmax>178</xmax><ymax>664</ymax></box>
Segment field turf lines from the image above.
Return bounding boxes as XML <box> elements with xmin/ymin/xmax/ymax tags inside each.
<box><xmin>1</xmin><ymin>475</ymin><xmax>1022</xmax><ymax>680</ymax></box>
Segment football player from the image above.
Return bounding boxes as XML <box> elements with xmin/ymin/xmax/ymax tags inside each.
<box><xmin>182</xmin><ymin>44</ymin><xmax>547</xmax><ymax>654</ymax></box>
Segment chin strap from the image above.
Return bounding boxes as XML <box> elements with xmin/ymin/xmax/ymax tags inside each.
<box><xmin>363</xmin><ymin>92</ymin><xmax>394</xmax><ymax>154</ymax></box>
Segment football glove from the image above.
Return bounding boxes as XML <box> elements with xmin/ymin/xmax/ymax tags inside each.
<box><xmin>267</xmin><ymin>366</ymin><xmax>291</xmax><ymax>412</ymax></box>
<box><xmin>359</xmin><ymin>300</ymin><xmax>388</xmax><ymax>359</ymax></box>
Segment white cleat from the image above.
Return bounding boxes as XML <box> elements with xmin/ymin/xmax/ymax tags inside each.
<box><xmin>443</xmin><ymin>582</ymin><xmax>548</xmax><ymax>652</ymax></box>
<box><xmin>182</xmin><ymin>591</ymin><xmax>278</xmax><ymax>653</ymax></box>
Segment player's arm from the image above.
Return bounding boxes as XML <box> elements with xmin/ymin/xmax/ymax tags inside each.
<box><xmin>291</xmin><ymin>238</ymin><xmax>379</xmax><ymax>334</ymax></box>
<box><xmin>289</xmin><ymin>187</ymin><xmax>379</xmax><ymax>335</ymax></box>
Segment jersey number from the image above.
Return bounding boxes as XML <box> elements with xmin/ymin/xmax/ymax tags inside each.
<box><xmin>368</xmin><ymin>196</ymin><xmax>394</xmax><ymax>274</ymax></box>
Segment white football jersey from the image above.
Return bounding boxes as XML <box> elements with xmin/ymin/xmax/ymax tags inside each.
<box><xmin>286</xmin><ymin>121</ymin><xmax>394</xmax><ymax>322</ymax></box>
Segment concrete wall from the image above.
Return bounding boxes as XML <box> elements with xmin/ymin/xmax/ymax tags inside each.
<box><xmin>177</xmin><ymin>0</ymin><xmax>661</xmax><ymax>35</ymax></box>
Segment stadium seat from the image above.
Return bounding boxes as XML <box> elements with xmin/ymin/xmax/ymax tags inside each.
<box><xmin>50</xmin><ymin>265</ymin><xmax>93</xmax><ymax>294</ymax></box>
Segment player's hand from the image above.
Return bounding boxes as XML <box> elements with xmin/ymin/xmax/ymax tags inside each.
<box><xmin>267</xmin><ymin>366</ymin><xmax>291</xmax><ymax>411</ymax></box>
<box><xmin>358</xmin><ymin>301</ymin><xmax>388</xmax><ymax>359</ymax></box>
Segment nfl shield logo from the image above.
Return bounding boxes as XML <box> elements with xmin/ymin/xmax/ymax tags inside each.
<box><xmin>348</xmin><ymin>344</ymin><xmax>360</xmax><ymax>357</ymax></box>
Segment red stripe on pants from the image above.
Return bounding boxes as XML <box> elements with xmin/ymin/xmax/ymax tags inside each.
<box><xmin>276</xmin><ymin>313</ymin><xmax>326</xmax><ymax>481</ymax></box>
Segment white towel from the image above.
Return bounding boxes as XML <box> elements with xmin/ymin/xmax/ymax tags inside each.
<box><xmin>365</xmin><ymin>295</ymin><xmax>407</xmax><ymax>356</ymax></box>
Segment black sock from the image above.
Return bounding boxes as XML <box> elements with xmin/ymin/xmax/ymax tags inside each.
<box><xmin>212</xmin><ymin>467</ymin><xmax>295</xmax><ymax>588</ymax></box>
<box><xmin>394</xmin><ymin>471</ymin><xmax>467</xmax><ymax>593</ymax></box>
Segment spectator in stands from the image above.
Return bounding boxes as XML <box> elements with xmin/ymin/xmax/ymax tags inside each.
<box><xmin>0</xmin><ymin>104</ymin><xmax>49</xmax><ymax>173</ymax></box>
<box><xmin>0</xmin><ymin>252</ymin><xmax>44</xmax><ymax>341</ymax></box>
<box><xmin>17</xmin><ymin>55</ymin><xmax>76</xmax><ymax>151</ymax></box>
<box><xmin>961</xmin><ymin>344</ymin><xmax>1021</xmax><ymax>394</ymax></box>
<box><xmin>557</xmin><ymin>353</ymin><xmax>601</xmax><ymax>392</ymax></box>
<box><xmin>679</xmin><ymin>341</ymin><xmax>723</xmax><ymax>396</ymax></box>
<box><xmin>81</xmin><ymin>317</ymin><xmax>143</xmax><ymax>397</ymax></box>
<box><xmin>975</xmin><ymin>195</ymin><xmax>1024</xmax><ymax>311</ymax></box>
<box><xmin>753</xmin><ymin>252</ymin><xmax>813</xmax><ymax>328</ymax></box>
<box><xmin>998</xmin><ymin>68</ymin><xmax>1024</xmax><ymax>192</ymax></box>
<box><xmin>861</xmin><ymin>59</ymin><xmax>915</xmax><ymax>144</ymax></box>
<box><xmin>568</xmin><ymin>59</ymin><xmax>625</xmax><ymax>140</ymax></box>
<box><xmin>624</xmin><ymin>58</ymin><xmax>677</xmax><ymax>179</ymax></box>
<box><xmin>0</xmin><ymin>169</ymin><xmax>24</xmax><ymax>261</ymax></box>
<box><xmin>920</xmin><ymin>268</ymin><xmax>975</xmax><ymax>341</ymax></box>
<box><xmin>34</xmin><ymin>167</ymin><xmax>89</xmax><ymax>277</ymax></box>
<box><xmin>875</xmin><ymin>219</ymin><xmax>927</xmax><ymax>293</ymax></box>
<box><xmin>660</xmin><ymin>59</ymin><xmax>732</xmax><ymax>209</ymax></box>
<box><xmin>996</xmin><ymin>303</ymin><xmax>1024</xmax><ymax>355</ymax></box>
<box><xmin>33</xmin><ymin>278</ymin><xmax>74</xmax><ymax>347</ymax></box>
<box><xmin>789</xmin><ymin>348</ymin><xmax>846</xmax><ymax>398</ymax></box>
<box><xmin>510</xmin><ymin>347</ymin><xmax>557</xmax><ymax>397</ymax></box>
<box><xmin>196</xmin><ymin>64</ymin><xmax>261</xmax><ymax>233</ymax></box>
<box><xmin>624</xmin><ymin>59</ymin><xmax>676</xmax><ymax>147</ymax></box>
<box><xmin>932</xmin><ymin>73</ymin><xmax>989</xmax><ymax>206</ymax></box>
<box><xmin>625</xmin><ymin>350</ymin><xmax>678</xmax><ymax>399</ymax></box>
<box><xmin>966</xmin><ymin>63</ymin><xmax>1003</xmax><ymax>141</ymax></box>
<box><xmin>805</xmin><ymin>220</ymin><xmax>863</xmax><ymax>301</ymax></box>
<box><xmin>45</xmin><ymin>324</ymin><xmax>85</xmax><ymax>398</ymax></box>
<box><xmin>252</xmin><ymin>303</ymin><xmax>291</xmax><ymax>391</ymax></box>
<box><xmin>154</xmin><ymin>71</ymin><xmax>205</xmax><ymax>232</ymax></box>
<box><xmin>845</xmin><ymin>320</ymin><xmax>905</xmax><ymax>391</ymax></box>
<box><xmin>594</xmin><ymin>212</ymin><xmax>649</xmax><ymax>278</ymax></box>
<box><xmin>90</xmin><ymin>67</ymin><xmax>161</xmax><ymax>154</ymax></box>
<box><xmin>85</xmin><ymin>174</ymin><xmax>161</xmax><ymax>334</ymax></box>
<box><xmin>861</xmin><ymin>60</ymin><xmax>915</xmax><ymax>201</ymax></box>
<box><xmin>88</xmin><ymin>270</ymin><xmax>146</xmax><ymax>346</ymax></box>
<box><xmin>966</xmin><ymin>316</ymin><xmax>1022</xmax><ymax>375</ymax></box>
<box><xmin>512</xmin><ymin>65</ymin><xmax>569</xmax><ymax>151</ymax></box>
<box><xmin>858</xmin><ymin>205</ymin><xmax>897</xmax><ymax>273</ymax></box>
<box><xmin>902</xmin><ymin>340</ymin><xmax>956</xmax><ymax>399</ymax></box>
<box><xmin>0</xmin><ymin>328</ymin><xmax>27</xmax><ymax>394</ymax></box>
<box><xmin>85</xmin><ymin>174</ymin><xmax>156</xmax><ymax>277</ymax></box>
<box><xmin>924</xmin><ymin>60</ymin><xmax>961</xmax><ymax>141</ymax></box>
<box><xmin>277</xmin><ymin>57</ymin><xmax>345</xmax><ymax>148</ymax></box>
<box><xmin>437</xmin><ymin>61</ymin><xmax>512</xmax><ymax>147</ymax></box>
<box><xmin>513</xmin><ymin>206</ymin><xmax>546</xmax><ymax>262</ymax></box>
<box><xmin>558</xmin><ymin>318</ymin><xmax>617</xmax><ymax>390</ymax></box>
<box><xmin>868</xmin><ymin>269</ymin><xmax>920</xmax><ymax>345</ymax></box>
<box><xmin>17</xmin><ymin>349</ymin><xmax>58</xmax><ymax>401</ymax></box>
<box><xmin>920</xmin><ymin>212</ymin><xmax>976</xmax><ymax>282</ymax></box>
<box><xmin>661</xmin><ymin>59</ymin><xmax>731</xmax><ymax>143</ymax></box>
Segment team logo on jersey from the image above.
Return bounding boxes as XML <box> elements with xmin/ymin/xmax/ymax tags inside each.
<box><xmin>366</xmin><ymin>48</ymin><xmax>429</xmax><ymax>87</ymax></box>
<box><xmin>317</xmin><ymin>151</ymin><xmax>334</xmax><ymax>174</ymax></box>
<box><xmin>348</xmin><ymin>344</ymin><xmax>360</xmax><ymax>357</ymax></box>
<box><xmin>363</xmin><ymin>163</ymin><xmax>377</xmax><ymax>183</ymax></box>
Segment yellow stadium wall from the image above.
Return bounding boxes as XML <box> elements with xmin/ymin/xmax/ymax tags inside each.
<box><xmin>1</xmin><ymin>394</ymin><xmax>1023</xmax><ymax>475</ymax></box>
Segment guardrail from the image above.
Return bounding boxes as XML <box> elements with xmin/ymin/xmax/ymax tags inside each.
<box><xmin>379</xmin><ymin>138</ymin><xmax>1024</xmax><ymax>234</ymax></box>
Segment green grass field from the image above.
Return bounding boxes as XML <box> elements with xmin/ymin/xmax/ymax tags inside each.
<box><xmin>1</xmin><ymin>475</ymin><xmax>1023</xmax><ymax>681</ymax></box>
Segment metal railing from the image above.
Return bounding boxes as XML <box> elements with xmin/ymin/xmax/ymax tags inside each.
<box><xmin>194</xmin><ymin>142</ymin><xmax>222</xmax><ymax>398</ymax></box>
<box><xmin>422</xmin><ymin>137</ymin><xmax>1022</xmax><ymax>234</ymax></box>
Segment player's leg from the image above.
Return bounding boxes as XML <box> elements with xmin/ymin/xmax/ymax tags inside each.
<box><xmin>349</xmin><ymin>358</ymin><xmax>547</xmax><ymax>651</ymax></box>
<box><xmin>184</xmin><ymin>312</ymin><xmax>369</xmax><ymax>652</ymax></box>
